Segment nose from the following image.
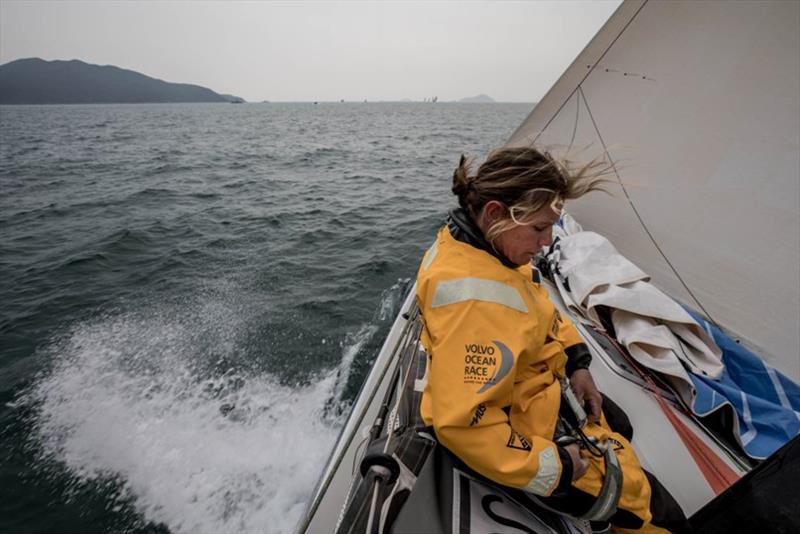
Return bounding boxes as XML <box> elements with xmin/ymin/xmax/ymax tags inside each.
<box><xmin>538</xmin><ymin>227</ymin><xmax>554</xmax><ymax>248</ymax></box>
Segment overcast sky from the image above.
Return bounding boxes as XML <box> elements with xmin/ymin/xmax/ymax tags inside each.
<box><xmin>0</xmin><ymin>0</ymin><xmax>621</xmax><ymax>103</ymax></box>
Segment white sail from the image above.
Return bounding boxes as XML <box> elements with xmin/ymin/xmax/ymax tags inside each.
<box><xmin>508</xmin><ymin>0</ymin><xmax>800</xmax><ymax>381</ymax></box>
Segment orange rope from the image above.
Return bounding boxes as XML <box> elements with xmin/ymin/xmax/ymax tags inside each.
<box><xmin>597</xmin><ymin>329</ymin><xmax>740</xmax><ymax>494</ymax></box>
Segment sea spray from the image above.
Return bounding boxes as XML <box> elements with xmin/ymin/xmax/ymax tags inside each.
<box><xmin>27</xmin><ymin>280</ymin><xmax>410</xmax><ymax>533</ymax></box>
<box><xmin>325</xmin><ymin>277</ymin><xmax>411</xmax><ymax>419</ymax></box>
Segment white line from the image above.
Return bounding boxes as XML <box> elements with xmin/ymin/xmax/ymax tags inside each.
<box><xmin>764</xmin><ymin>362</ymin><xmax>791</xmax><ymax>408</ymax></box>
<box><xmin>739</xmin><ymin>392</ymin><xmax>758</xmax><ymax>447</ymax></box>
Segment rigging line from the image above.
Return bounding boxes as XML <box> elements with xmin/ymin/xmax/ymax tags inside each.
<box><xmin>578</xmin><ymin>85</ymin><xmax>721</xmax><ymax>329</ymax></box>
<box><xmin>515</xmin><ymin>0</ymin><xmax>650</xmax><ymax>147</ymax></box>
<box><xmin>566</xmin><ymin>89</ymin><xmax>581</xmax><ymax>154</ymax></box>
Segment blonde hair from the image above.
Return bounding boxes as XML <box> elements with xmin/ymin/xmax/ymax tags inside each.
<box><xmin>452</xmin><ymin>147</ymin><xmax>609</xmax><ymax>242</ymax></box>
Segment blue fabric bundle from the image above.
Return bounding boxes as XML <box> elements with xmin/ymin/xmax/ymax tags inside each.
<box><xmin>687</xmin><ymin>311</ymin><xmax>800</xmax><ymax>460</ymax></box>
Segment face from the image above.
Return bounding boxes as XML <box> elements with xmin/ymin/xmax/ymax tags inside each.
<box><xmin>491</xmin><ymin>204</ymin><xmax>559</xmax><ymax>266</ymax></box>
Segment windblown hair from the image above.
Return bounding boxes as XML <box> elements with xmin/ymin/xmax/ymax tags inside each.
<box><xmin>452</xmin><ymin>147</ymin><xmax>609</xmax><ymax>242</ymax></box>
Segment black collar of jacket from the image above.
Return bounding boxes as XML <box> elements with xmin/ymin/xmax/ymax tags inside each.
<box><xmin>447</xmin><ymin>207</ymin><xmax>517</xmax><ymax>269</ymax></box>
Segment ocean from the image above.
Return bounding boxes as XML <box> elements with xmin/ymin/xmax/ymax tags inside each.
<box><xmin>0</xmin><ymin>102</ymin><xmax>532</xmax><ymax>533</ymax></box>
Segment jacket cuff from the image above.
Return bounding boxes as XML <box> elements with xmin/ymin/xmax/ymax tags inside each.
<box><xmin>565</xmin><ymin>343</ymin><xmax>592</xmax><ymax>377</ymax></box>
<box><xmin>553</xmin><ymin>445</ymin><xmax>574</xmax><ymax>496</ymax></box>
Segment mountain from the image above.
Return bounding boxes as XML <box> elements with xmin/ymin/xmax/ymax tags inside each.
<box><xmin>0</xmin><ymin>58</ymin><xmax>243</xmax><ymax>105</ymax></box>
<box><xmin>458</xmin><ymin>94</ymin><xmax>495</xmax><ymax>103</ymax></box>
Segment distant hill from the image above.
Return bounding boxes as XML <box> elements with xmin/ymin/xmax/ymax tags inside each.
<box><xmin>458</xmin><ymin>94</ymin><xmax>495</xmax><ymax>103</ymax></box>
<box><xmin>0</xmin><ymin>58</ymin><xmax>244</xmax><ymax>105</ymax></box>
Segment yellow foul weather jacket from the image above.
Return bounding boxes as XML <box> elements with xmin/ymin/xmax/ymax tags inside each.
<box><xmin>417</xmin><ymin>221</ymin><xmax>590</xmax><ymax>497</ymax></box>
<box><xmin>416</xmin><ymin>209</ymin><xmax>671</xmax><ymax>532</ymax></box>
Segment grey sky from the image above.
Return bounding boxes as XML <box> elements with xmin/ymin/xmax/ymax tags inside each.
<box><xmin>0</xmin><ymin>0</ymin><xmax>621</xmax><ymax>102</ymax></box>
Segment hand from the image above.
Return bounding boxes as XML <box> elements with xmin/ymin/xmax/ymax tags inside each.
<box><xmin>570</xmin><ymin>369</ymin><xmax>602</xmax><ymax>424</ymax></box>
<box><xmin>565</xmin><ymin>443</ymin><xmax>589</xmax><ymax>481</ymax></box>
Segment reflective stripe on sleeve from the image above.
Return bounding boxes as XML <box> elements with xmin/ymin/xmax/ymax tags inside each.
<box><xmin>524</xmin><ymin>446</ymin><xmax>561</xmax><ymax>496</ymax></box>
<box><xmin>431</xmin><ymin>277</ymin><xmax>528</xmax><ymax>313</ymax></box>
<box><xmin>421</xmin><ymin>239</ymin><xmax>439</xmax><ymax>271</ymax></box>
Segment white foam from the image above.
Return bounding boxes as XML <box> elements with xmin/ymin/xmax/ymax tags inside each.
<box><xmin>29</xmin><ymin>283</ymin><xmax>405</xmax><ymax>533</ymax></box>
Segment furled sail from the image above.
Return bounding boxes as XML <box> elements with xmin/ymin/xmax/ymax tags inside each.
<box><xmin>507</xmin><ymin>0</ymin><xmax>800</xmax><ymax>381</ymax></box>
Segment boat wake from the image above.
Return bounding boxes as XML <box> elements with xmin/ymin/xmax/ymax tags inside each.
<box><xmin>26</xmin><ymin>281</ymin><xmax>408</xmax><ymax>533</ymax></box>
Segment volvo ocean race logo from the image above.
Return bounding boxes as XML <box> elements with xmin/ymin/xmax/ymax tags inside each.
<box><xmin>463</xmin><ymin>341</ymin><xmax>513</xmax><ymax>392</ymax></box>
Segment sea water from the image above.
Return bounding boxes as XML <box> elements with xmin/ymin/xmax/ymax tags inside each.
<box><xmin>0</xmin><ymin>102</ymin><xmax>530</xmax><ymax>533</ymax></box>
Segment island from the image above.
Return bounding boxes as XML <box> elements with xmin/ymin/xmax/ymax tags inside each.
<box><xmin>458</xmin><ymin>94</ymin><xmax>495</xmax><ymax>103</ymax></box>
<box><xmin>0</xmin><ymin>58</ymin><xmax>245</xmax><ymax>105</ymax></box>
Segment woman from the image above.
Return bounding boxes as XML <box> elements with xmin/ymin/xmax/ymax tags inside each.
<box><xmin>415</xmin><ymin>147</ymin><xmax>687</xmax><ymax>533</ymax></box>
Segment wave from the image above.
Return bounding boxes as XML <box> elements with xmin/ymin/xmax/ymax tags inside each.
<box><xmin>25</xmin><ymin>280</ymin><xmax>408</xmax><ymax>533</ymax></box>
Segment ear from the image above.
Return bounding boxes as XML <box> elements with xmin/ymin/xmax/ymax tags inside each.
<box><xmin>481</xmin><ymin>201</ymin><xmax>506</xmax><ymax>224</ymax></box>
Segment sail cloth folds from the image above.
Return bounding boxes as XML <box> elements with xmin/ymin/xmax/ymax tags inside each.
<box><xmin>545</xmin><ymin>224</ymin><xmax>724</xmax><ymax>386</ymax></box>
<box><xmin>546</xmin><ymin>216</ymin><xmax>800</xmax><ymax>460</ymax></box>
<box><xmin>687</xmin><ymin>310</ymin><xmax>800</xmax><ymax>460</ymax></box>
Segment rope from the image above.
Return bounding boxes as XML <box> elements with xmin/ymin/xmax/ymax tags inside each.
<box><xmin>578</xmin><ymin>86</ymin><xmax>722</xmax><ymax>331</ymax></box>
<box><xmin>596</xmin><ymin>328</ymin><xmax>739</xmax><ymax>494</ymax></box>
